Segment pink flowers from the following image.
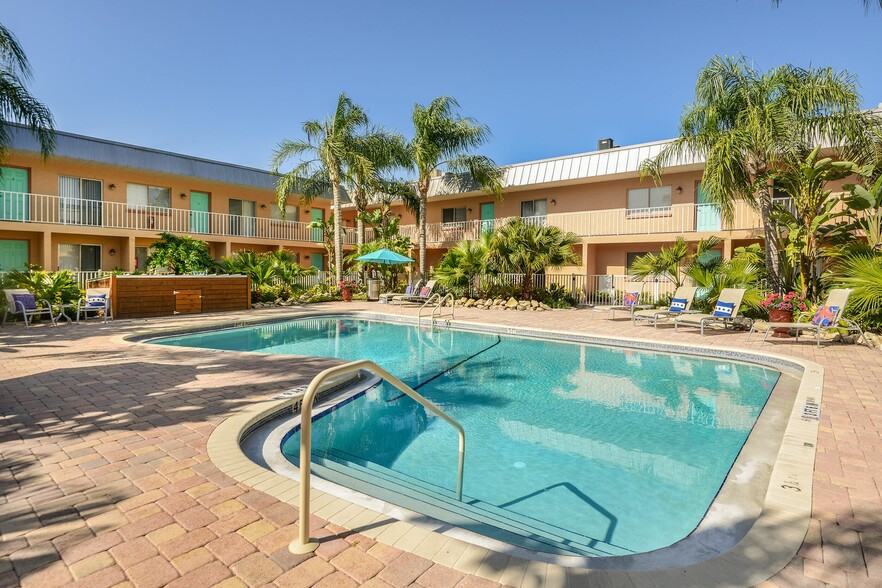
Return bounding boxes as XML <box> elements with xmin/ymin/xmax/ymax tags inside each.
<box><xmin>338</xmin><ymin>280</ymin><xmax>357</xmax><ymax>289</ymax></box>
<box><xmin>760</xmin><ymin>292</ymin><xmax>808</xmax><ymax>312</ymax></box>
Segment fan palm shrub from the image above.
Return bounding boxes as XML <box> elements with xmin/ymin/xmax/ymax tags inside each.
<box><xmin>484</xmin><ymin>218</ymin><xmax>579</xmax><ymax>299</ymax></box>
<box><xmin>434</xmin><ymin>233</ymin><xmax>493</xmax><ymax>297</ymax></box>
<box><xmin>146</xmin><ymin>233</ymin><xmax>214</xmax><ymax>275</ymax></box>
<box><xmin>628</xmin><ymin>236</ymin><xmax>722</xmax><ymax>287</ymax></box>
<box><xmin>1</xmin><ymin>266</ymin><xmax>81</xmax><ymax>310</ymax></box>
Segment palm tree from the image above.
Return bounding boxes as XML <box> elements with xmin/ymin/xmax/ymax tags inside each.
<box><xmin>629</xmin><ymin>236</ymin><xmax>723</xmax><ymax>288</ymax></box>
<box><xmin>407</xmin><ymin>96</ymin><xmax>504</xmax><ymax>278</ymax></box>
<box><xmin>640</xmin><ymin>56</ymin><xmax>880</xmax><ymax>292</ymax></box>
<box><xmin>0</xmin><ymin>22</ymin><xmax>55</xmax><ymax>161</ymax></box>
<box><xmin>272</xmin><ymin>92</ymin><xmax>373</xmax><ymax>284</ymax></box>
<box><xmin>434</xmin><ymin>234</ymin><xmax>493</xmax><ymax>296</ymax></box>
<box><xmin>485</xmin><ymin>218</ymin><xmax>579</xmax><ymax>299</ymax></box>
<box><xmin>146</xmin><ymin>233</ymin><xmax>214</xmax><ymax>275</ymax></box>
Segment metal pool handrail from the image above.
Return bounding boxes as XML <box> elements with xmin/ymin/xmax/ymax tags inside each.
<box><xmin>290</xmin><ymin>359</ymin><xmax>466</xmax><ymax>554</ymax></box>
<box><xmin>418</xmin><ymin>292</ymin><xmax>455</xmax><ymax>325</ymax></box>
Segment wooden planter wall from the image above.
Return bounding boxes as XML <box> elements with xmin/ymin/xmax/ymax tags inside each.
<box><xmin>90</xmin><ymin>275</ymin><xmax>251</xmax><ymax>319</ymax></box>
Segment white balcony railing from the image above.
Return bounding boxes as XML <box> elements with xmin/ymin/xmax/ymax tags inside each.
<box><xmin>0</xmin><ymin>191</ymin><xmax>361</xmax><ymax>245</ymax></box>
<box><xmin>397</xmin><ymin>201</ymin><xmax>771</xmax><ymax>245</ymax></box>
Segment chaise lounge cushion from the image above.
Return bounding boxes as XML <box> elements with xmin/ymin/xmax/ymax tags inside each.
<box><xmin>623</xmin><ymin>292</ymin><xmax>639</xmax><ymax>307</ymax></box>
<box><xmin>669</xmin><ymin>297</ymin><xmax>688</xmax><ymax>312</ymax></box>
<box><xmin>12</xmin><ymin>293</ymin><xmax>37</xmax><ymax>311</ymax></box>
<box><xmin>712</xmin><ymin>301</ymin><xmax>736</xmax><ymax>317</ymax></box>
<box><xmin>811</xmin><ymin>305</ymin><xmax>839</xmax><ymax>326</ymax></box>
<box><xmin>86</xmin><ymin>294</ymin><xmax>107</xmax><ymax>307</ymax></box>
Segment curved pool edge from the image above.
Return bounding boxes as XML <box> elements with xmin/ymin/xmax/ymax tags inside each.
<box><xmin>148</xmin><ymin>310</ymin><xmax>819</xmax><ymax>587</ymax></box>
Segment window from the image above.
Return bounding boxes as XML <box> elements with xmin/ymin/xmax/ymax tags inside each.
<box><xmin>521</xmin><ymin>199</ymin><xmax>548</xmax><ymax>218</ymax></box>
<box><xmin>135</xmin><ymin>246</ymin><xmax>149</xmax><ymax>271</ymax></box>
<box><xmin>127</xmin><ymin>183</ymin><xmax>171</xmax><ymax>208</ymax></box>
<box><xmin>271</xmin><ymin>204</ymin><xmax>298</xmax><ymax>221</ymax></box>
<box><xmin>58</xmin><ymin>244</ymin><xmax>101</xmax><ymax>271</ymax></box>
<box><xmin>229</xmin><ymin>198</ymin><xmax>256</xmax><ymax>236</ymax></box>
<box><xmin>627</xmin><ymin>186</ymin><xmax>671</xmax><ymax>211</ymax></box>
<box><xmin>626</xmin><ymin>251</ymin><xmax>650</xmax><ymax>270</ymax></box>
<box><xmin>59</xmin><ymin>176</ymin><xmax>102</xmax><ymax>225</ymax></box>
<box><xmin>442</xmin><ymin>207</ymin><xmax>467</xmax><ymax>224</ymax></box>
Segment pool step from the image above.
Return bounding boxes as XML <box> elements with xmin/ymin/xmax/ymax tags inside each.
<box><xmin>312</xmin><ymin>447</ymin><xmax>630</xmax><ymax>557</ymax></box>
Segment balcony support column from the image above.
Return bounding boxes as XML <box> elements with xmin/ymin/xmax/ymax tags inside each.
<box><xmin>123</xmin><ymin>236</ymin><xmax>136</xmax><ymax>271</ymax></box>
<box><xmin>722</xmin><ymin>237</ymin><xmax>733</xmax><ymax>261</ymax></box>
<box><xmin>219</xmin><ymin>240</ymin><xmax>232</xmax><ymax>258</ymax></box>
<box><xmin>41</xmin><ymin>231</ymin><xmax>53</xmax><ymax>270</ymax></box>
<box><xmin>582</xmin><ymin>240</ymin><xmax>597</xmax><ymax>275</ymax></box>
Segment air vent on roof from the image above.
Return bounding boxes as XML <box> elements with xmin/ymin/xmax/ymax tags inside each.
<box><xmin>597</xmin><ymin>138</ymin><xmax>614</xmax><ymax>150</ymax></box>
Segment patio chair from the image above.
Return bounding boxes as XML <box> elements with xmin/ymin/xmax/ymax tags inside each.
<box><xmin>633</xmin><ymin>286</ymin><xmax>699</xmax><ymax>328</ymax></box>
<box><xmin>747</xmin><ymin>288</ymin><xmax>870</xmax><ymax>348</ymax></box>
<box><xmin>395</xmin><ymin>280</ymin><xmax>437</xmax><ymax>305</ymax></box>
<box><xmin>2</xmin><ymin>289</ymin><xmax>58</xmax><ymax>329</ymax></box>
<box><xmin>379</xmin><ymin>279</ymin><xmax>422</xmax><ymax>304</ymax></box>
<box><xmin>76</xmin><ymin>287</ymin><xmax>112</xmax><ymax>324</ymax></box>
<box><xmin>674</xmin><ymin>288</ymin><xmax>749</xmax><ymax>336</ymax></box>
<box><xmin>591</xmin><ymin>281</ymin><xmax>649</xmax><ymax>321</ymax></box>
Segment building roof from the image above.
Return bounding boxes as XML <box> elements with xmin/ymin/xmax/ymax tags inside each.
<box><xmin>8</xmin><ymin>124</ymin><xmax>301</xmax><ymax>194</ymax></box>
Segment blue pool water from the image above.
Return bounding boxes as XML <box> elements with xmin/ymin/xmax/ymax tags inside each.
<box><xmin>153</xmin><ymin>316</ymin><xmax>780</xmax><ymax>556</ymax></box>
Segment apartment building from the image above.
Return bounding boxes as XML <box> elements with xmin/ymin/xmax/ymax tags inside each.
<box><xmin>1</xmin><ymin>127</ymin><xmax>772</xmax><ymax>280</ymax></box>
<box><xmin>0</xmin><ymin>126</ymin><xmax>346</xmax><ymax>275</ymax></box>
<box><xmin>342</xmin><ymin>138</ymin><xmax>768</xmax><ymax>276</ymax></box>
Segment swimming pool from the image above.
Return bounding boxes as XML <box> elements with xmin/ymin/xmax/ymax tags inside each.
<box><xmin>154</xmin><ymin>316</ymin><xmax>781</xmax><ymax>557</ymax></box>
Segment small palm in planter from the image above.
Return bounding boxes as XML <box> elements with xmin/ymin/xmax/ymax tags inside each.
<box><xmin>760</xmin><ymin>292</ymin><xmax>808</xmax><ymax>338</ymax></box>
<box><xmin>339</xmin><ymin>280</ymin><xmax>356</xmax><ymax>302</ymax></box>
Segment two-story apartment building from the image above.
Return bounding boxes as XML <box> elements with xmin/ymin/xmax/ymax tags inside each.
<box><xmin>2</xmin><ymin>127</ymin><xmax>780</xmax><ymax>281</ymax></box>
<box><xmin>0</xmin><ymin>126</ymin><xmax>346</xmax><ymax>275</ymax></box>
<box><xmin>342</xmin><ymin>138</ymin><xmax>768</xmax><ymax>276</ymax></box>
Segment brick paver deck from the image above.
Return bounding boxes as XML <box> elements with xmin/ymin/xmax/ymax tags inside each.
<box><xmin>1</xmin><ymin>302</ymin><xmax>880</xmax><ymax>587</ymax></box>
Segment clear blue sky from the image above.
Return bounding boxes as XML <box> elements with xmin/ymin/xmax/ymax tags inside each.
<box><xmin>5</xmin><ymin>1</ymin><xmax>881</xmax><ymax>172</ymax></box>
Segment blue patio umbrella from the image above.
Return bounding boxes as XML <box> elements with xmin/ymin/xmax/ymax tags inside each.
<box><xmin>355</xmin><ymin>248</ymin><xmax>414</xmax><ymax>265</ymax></box>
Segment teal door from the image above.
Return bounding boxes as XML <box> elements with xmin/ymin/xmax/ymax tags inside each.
<box><xmin>480</xmin><ymin>202</ymin><xmax>494</xmax><ymax>233</ymax></box>
<box><xmin>0</xmin><ymin>167</ymin><xmax>29</xmax><ymax>221</ymax></box>
<box><xmin>311</xmin><ymin>252</ymin><xmax>323</xmax><ymax>271</ymax></box>
<box><xmin>310</xmin><ymin>208</ymin><xmax>324</xmax><ymax>242</ymax></box>
<box><xmin>190</xmin><ymin>191</ymin><xmax>210</xmax><ymax>233</ymax></box>
<box><xmin>696</xmin><ymin>183</ymin><xmax>721</xmax><ymax>232</ymax></box>
<box><xmin>0</xmin><ymin>239</ymin><xmax>28</xmax><ymax>271</ymax></box>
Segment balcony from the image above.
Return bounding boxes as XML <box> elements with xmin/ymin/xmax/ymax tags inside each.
<box><xmin>398</xmin><ymin>201</ymin><xmax>771</xmax><ymax>246</ymax></box>
<box><xmin>0</xmin><ymin>192</ymin><xmax>360</xmax><ymax>245</ymax></box>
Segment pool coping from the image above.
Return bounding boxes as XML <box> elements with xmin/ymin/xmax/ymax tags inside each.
<box><xmin>130</xmin><ymin>310</ymin><xmax>823</xmax><ymax>587</ymax></box>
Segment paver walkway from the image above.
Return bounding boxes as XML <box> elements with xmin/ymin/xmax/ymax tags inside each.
<box><xmin>1</xmin><ymin>302</ymin><xmax>880</xmax><ymax>588</ymax></box>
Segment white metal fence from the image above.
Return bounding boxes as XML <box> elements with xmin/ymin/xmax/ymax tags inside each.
<box><xmin>0</xmin><ymin>270</ymin><xmax>111</xmax><ymax>289</ymax></box>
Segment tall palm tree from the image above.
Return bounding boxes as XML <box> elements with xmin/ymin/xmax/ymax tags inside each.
<box><xmin>0</xmin><ymin>23</ymin><xmax>55</xmax><ymax>162</ymax></box>
<box><xmin>641</xmin><ymin>56</ymin><xmax>879</xmax><ymax>292</ymax></box>
<box><xmin>485</xmin><ymin>218</ymin><xmax>579</xmax><ymax>300</ymax></box>
<box><xmin>408</xmin><ymin>96</ymin><xmax>504</xmax><ymax>278</ymax></box>
<box><xmin>272</xmin><ymin>92</ymin><xmax>373</xmax><ymax>284</ymax></box>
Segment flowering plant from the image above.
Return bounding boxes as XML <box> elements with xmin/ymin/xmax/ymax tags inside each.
<box><xmin>759</xmin><ymin>291</ymin><xmax>808</xmax><ymax>313</ymax></box>
<box><xmin>338</xmin><ymin>280</ymin><xmax>357</xmax><ymax>290</ymax></box>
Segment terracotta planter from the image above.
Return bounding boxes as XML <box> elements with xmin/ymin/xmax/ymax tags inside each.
<box><xmin>341</xmin><ymin>287</ymin><xmax>353</xmax><ymax>302</ymax></box>
<box><xmin>768</xmin><ymin>309</ymin><xmax>794</xmax><ymax>338</ymax></box>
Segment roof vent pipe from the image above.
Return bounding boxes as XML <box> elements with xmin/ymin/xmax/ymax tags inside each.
<box><xmin>597</xmin><ymin>138</ymin><xmax>614</xmax><ymax>150</ymax></box>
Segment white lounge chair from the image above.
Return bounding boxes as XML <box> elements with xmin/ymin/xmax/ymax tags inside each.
<box><xmin>591</xmin><ymin>281</ymin><xmax>649</xmax><ymax>321</ymax></box>
<box><xmin>2</xmin><ymin>289</ymin><xmax>58</xmax><ymax>328</ymax></box>
<box><xmin>634</xmin><ymin>286</ymin><xmax>699</xmax><ymax>328</ymax></box>
<box><xmin>380</xmin><ymin>279</ymin><xmax>422</xmax><ymax>304</ymax></box>
<box><xmin>76</xmin><ymin>287</ymin><xmax>112</xmax><ymax>323</ymax></box>
<box><xmin>674</xmin><ymin>288</ymin><xmax>749</xmax><ymax>336</ymax></box>
<box><xmin>748</xmin><ymin>288</ymin><xmax>869</xmax><ymax>347</ymax></box>
<box><xmin>395</xmin><ymin>280</ymin><xmax>436</xmax><ymax>305</ymax></box>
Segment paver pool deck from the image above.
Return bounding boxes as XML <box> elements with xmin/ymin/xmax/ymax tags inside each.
<box><xmin>0</xmin><ymin>302</ymin><xmax>880</xmax><ymax>588</ymax></box>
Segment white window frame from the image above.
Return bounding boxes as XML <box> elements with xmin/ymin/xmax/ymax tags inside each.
<box><xmin>58</xmin><ymin>243</ymin><xmax>102</xmax><ymax>271</ymax></box>
<box><xmin>520</xmin><ymin>199</ymin><xmax>548</xmax><ymax>218</ymax></box>
<box><xmin>627</xmin><ymin>186</ymin><xmax>672</xmax><ymax>216</ymax></box>
<box><xmin>127</xmin><ymin>183</ymin><xmax>171</xmax><ymax>209</ymax></box>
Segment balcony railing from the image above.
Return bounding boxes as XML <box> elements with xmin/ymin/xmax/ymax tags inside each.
<box><xmin>0</xmin><ymin>191</ymin><xmax>360</xmax><ymax>245</ymax></box>
<box><xmin>397</xmin><ymin>201</ymin><xmax>774</xmax><ymax>245</ymax></box>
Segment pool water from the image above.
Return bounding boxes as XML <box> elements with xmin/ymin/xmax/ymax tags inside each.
<box><xmin>153</xmin><ymin>316</ymin><xmax>780</xmax><ymax>556</ymax></box>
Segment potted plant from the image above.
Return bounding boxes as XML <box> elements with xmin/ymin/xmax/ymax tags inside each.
<box><xmin>339</xmin><ymin>279</ymin><xmax>356</xmax><ymax>302</ymax></box>
<box><xmin>759</xmin><ymin>292</ymin><xmax>808</xmax><ymax>338</ymax></box>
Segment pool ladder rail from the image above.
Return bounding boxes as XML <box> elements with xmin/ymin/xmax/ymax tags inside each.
<box><xmin>418</xmin><ymin>292</ymin><xmax>455</xmax><ymax>325</ymax></box>
<box><xmin>291</xmin><ymin>359</ymin><xmax>466</xmax><ymax>554</ymax></box>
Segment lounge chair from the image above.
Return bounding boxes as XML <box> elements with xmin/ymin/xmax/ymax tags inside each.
<box><xmin>748</xmin><ymin>288</ymin><xmax>869</xmax><ymax>347</ymax></box>
<box><xmin>395</xmin><ymin>280</ymin><xmax>436</xmax><ymax>305</ymax></box>
<box><xmin>591</xmin><ymin>281</ymin><xmax>650</xmax><ymax>321</ymax></box>
<box><xmin>633</xmin><ymin>286</ymin><xmax>699</xmax><ymax>328</ymax></box>
<box><xmin>2</xmin><ymin>289</ymin><xmax>58</xmax><ymax>329</ymax></box>
<box><xmin>674</xmin><ymin>288</ymin><xmax>749</xmax><ymax>336</ymax></box>
<box><xmin>379</xmin><ymin>279</ymin><xmax>422</xmax><ymax>304</ymax></box>
<box><xmin>76</xmin><ymin>287</ymin><xmax>112</xmax><ymax>324</ymax></box>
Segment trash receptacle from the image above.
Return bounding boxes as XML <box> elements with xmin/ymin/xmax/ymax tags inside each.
<box><xmin>367</xmin><ymin>279</ymin><xmax>381</xmax><ymax>301</ymax></box>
